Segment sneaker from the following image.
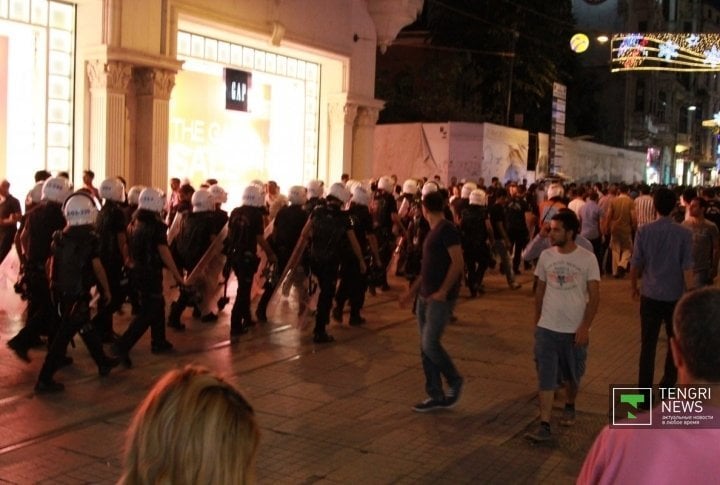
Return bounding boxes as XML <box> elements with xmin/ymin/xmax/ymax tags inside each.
<box><xmin>412</xmin><ymin>398</ymin><xmax>446</xmax><ymax>413</ymax></box>
<box><xmin>445</xmin><ymin>378</ymin><xmax>464</xmax><ymax>408</ymax></box>
<box><xmin>525</xmin><ymin>423</ymin><xmax>552</xmax><ymax>442</ymax></box>
<box><xmin>313</xmin><ymin>333</ymin><xmax>335</xmax><ymax>343</ymax></box>
<box><xmin>560</xmin><ymin>407</ymin><xmax>576</xmax><ymax>426</ymax></box>
<box><xmin>151</xmin><ymin>340</ymin><xmax>174</xmax><ymax>354</ymax></box>
<box><xmin>109</xmin><ymin>344</ymin><xmax>133</xmax><ymax>368</ymax></box>
<box><xmin>35</xmin><ymin>379</ymin><xmax>65</xmax><ymax>394</ymax></box>
<box><xmin>7</xmin><ymin>339</ymin><xmax>31</xmax><ymax>363</ymax></box>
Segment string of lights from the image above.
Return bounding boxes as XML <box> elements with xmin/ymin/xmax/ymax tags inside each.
<box><xmin>611</xmin><ymin>33</ymin><xmax>720</xmax><ymax>71</ymax></box>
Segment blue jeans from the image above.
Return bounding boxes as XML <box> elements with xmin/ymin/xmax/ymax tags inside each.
<box><xmin>416</xmin><ymin>296</ymin><xmax>462</xmax><ymax>400</ymax></box>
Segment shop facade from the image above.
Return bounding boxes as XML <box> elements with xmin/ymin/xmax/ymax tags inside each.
<box><xmin>0</xmin><ymin>0</ymin><xmax>422</xmax><ymax>201</ymax></box>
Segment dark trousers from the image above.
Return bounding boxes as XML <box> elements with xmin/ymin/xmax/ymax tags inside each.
<box><xmin>463</xmin><ymin>244</ymin><xmax>490</xmax><ymax>293</ymax></box>
<box><xmin>91</xmin><ymin>264</ymin><xmax>124</xmax><ymax>337</ymax></box>
<box><xmin>335</xmin><ymin>257</ymin><xmax>367</xmax><ymax>318</ymax></box>
<box><xmin>508</xmin><ymin>231</ymin><xmax>529</xmax><ymax>273</ymax></box>
<box><xmin>374</xmin><ymin>228</ymin><xmax>395</xmax><ymax>288</ymax></box>
<box><xmin>588</xmin><ymin>237</ymin><xmax>603</xmax><ymax>271</ymax></box>
<box><xmin>0</xmin><ymin>231</ymin><xmax>15</xmax><ymax>265</ymax></box>
<box><xmin>312</xmin><ymin>261</ymin><xmax>339</xmax><ymax>336</ymax></box>
<box><xmin>256</xmin><ymin>252</ymin><xmax>290</xmax><ymax>319</ymax></box>
<box><xmin>38</xmin><ymin>297</ymin><xmax>106</xmax><ymax>382</ymax></box>
<box><xmin>10</xmin><ymin>267</ymin><xmax>58</xmax><ymax>348</ymax></box>
<box><xmin>638</xmin><ymin>296</ymin><xmax>678</xmax><ymax>395</ymax></box>
<box><xmin>115</xmin><ymin>293</ymin><xmax>166</xmax><ymax>354</ymax></box>
<box><xmin>230</xmin><ymin>257</ymin><xmax>259</xmax><ymax>334</ymax></box>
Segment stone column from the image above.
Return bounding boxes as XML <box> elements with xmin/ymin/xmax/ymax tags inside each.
<box><xmin>86</xmin><ymin>60</ymin><xmax>132</xmax><ymax>182</ymax></box>
<box><xmin>327</xmin><ymin>99</ymin><xmax>358</xmax><ymax>182</ymax></box>
<box><xmin>352</xmin><ymin>106</ymin><xmax>381</xmax><ymax>180</ymax></box>
<box><xmin>134</xmin><ymin>68</ymin><xmax>175</xmax><ymax>189</ymax></box>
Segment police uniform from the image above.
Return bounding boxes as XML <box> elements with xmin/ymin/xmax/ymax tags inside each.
<box><xmin>92</xmin><ymin>200</ymin><xmax>128</xmax><ymax>340</ymax></box>
<box><xmin>256</xmin><ymin>203</ymin><xmax>308</xmax><ymax>322</ymax></box>
<box><xmin>309</xmin><ymin>202</ymin><xmax>351</xmax><ymax>341</ymax></box>
<box><xmin>371</xmin><ymin>190</ymin><xmax>398</xmax><ymax>290</ymax></box>
<box><xmin>460</xmin><ymin>204</ymin><xmax>492</xmax><ymax>296</ymax></box>
<box><xmin>35</xmin><ymin>225</ymin><xmax>118</xmax><ymax>392</ymax></box>
<box><xmin>7</xmin><ymin>200</ymin><xmax>66</xmax><ymax>359</ymax></box>
<box><xmin>113</xmin><ymin>209</ymin><xmax>174</xmax><ymax>358</ymax></box>
<box><xmin>224</xmin><ymin>205</ymin><xmax>265</xmax><ymax>336</ymax></box>
<box><xmin>334</xmin><ymin>202</ymin><xmax>373</xmax><ymax>324</ymax></box>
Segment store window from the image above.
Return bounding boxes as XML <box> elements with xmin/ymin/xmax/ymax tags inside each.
<box><xmin>172</xmin><ymin>30</ymin><xmax>320</xmax><ymax>200</ymax></box>
<box><xmin>0</xmin><ymin>0</ymin><xmax>74</xmax><ymax>187</ymax></box>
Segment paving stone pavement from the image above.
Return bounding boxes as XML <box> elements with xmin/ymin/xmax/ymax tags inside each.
<box><xmin>0</xmin><ymin>269</ymin><xmax>684</xmax><ymax>484</ymax></box>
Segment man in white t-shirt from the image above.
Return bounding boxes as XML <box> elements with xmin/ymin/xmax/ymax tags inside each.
<box><xmin>526</xmin><ymin>210</ymin><xmax>601</xmax><ymax>442</ymax></box>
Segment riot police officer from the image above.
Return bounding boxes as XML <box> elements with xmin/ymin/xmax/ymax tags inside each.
<box><xmin>35</xmin><ymin>192</ymin><xmax>120</xmax><ymax>393</ymax></box>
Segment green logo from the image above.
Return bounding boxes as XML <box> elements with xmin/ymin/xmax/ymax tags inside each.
<box><xmin>620</xmin><ymin>393</ymin><xmax>645</xmax><ymax>419</ymax></box>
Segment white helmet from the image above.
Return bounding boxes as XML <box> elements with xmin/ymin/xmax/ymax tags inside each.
<box><xmin>421</xmin><ymin>181</ymin><xmax>439</xmax><ymax>198</ymax></box>
<box><xmin>346</xmin><ymin>179</ymin><xmax>362</xmax><ymax>195</ymax></box>
<box><xmin>138</xmin><ymin>187</ymin><xmax>164</xmax><ymax>213</ymax></box>
<box><xmin>288</xmin><ymin>185</ymin><xmax>307</xmax><ymax>205</ymax></box>
<box><xmin>127</xmin><ymin>185</ymin><xmax>145</xmax><ymax>206</ymax></box>
<box><xmin>208</xmin><ymin>184</ymin><xmax>227</xmax><ymax>204</ymax></box>
<box><xmin>306</xmin><ymin>180</ymin><xmax>323</xmax><ymax>199</ymax></box>
<box><xmin>547</xmin><ymin>183</ymin><xmax>564</xmax><ymax>200</ymax></box>
<box><xmin>461</xmin><ymin>182</ymin><xmax>478</xmax><ymax>199</ymax></box>
<box><xmin>191</xmin><ymin>189</ymin><xmax>214</xmax><ymax>213</ymax></box>
<box><xmin>63</xmin><ymin>192</ymin><xmax>98</xmax><ymax>226</ymax></box>
<box><xmin>242</xmin><ymin>185</ymin><xmax>265</xmax><ymax>207</ymax></box>
<box><xmin>42</xmin><ymin>177</ymin><xmax>71</xmax><ymax>203</ymax></box>
<box><xmin>402</xmin><ymin>179</ymin><xmax>419</xmax><ymax>195</ymax></box>
<box><xmin>328</xmin><ymin>182</ymin><xmax>351</xmax><ymax>203</ymax></box>
<box><xmin>100</xmin><ymin>177</ymin><xmax>125</xmax><ymax>203</ymax></box>
<box><xmin>27</xmin><ymin>181</ymin><xmax>43</xmax><ymax>205</ymax></box>
<box><xmin>351</xmin><ymin>186</ymin><xmax>370</xmax><ymax>206</ymax></box>
<box><xmin>469</xmin><ymin>189</ymin><xmax>488</xmax><ymax>206</ymax></box>
<box><xmin>378</xmin><ymin>175</ymin><xmax>394</xmax><ymax>193</ymax></box>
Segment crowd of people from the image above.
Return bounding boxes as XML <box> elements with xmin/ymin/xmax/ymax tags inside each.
<box><xmin>1</xmin><ymin>168</ymin><xmax>720</xmax><ymax>481</ymax></box>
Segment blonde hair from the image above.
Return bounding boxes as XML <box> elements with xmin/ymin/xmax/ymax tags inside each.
<box><xmin>118</xmin><ymin>365</ymin><xmax>259</xmax><ymax>485</ymax></box>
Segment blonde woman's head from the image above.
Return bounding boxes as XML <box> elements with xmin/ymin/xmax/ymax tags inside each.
<box><xmin>119</xmin><ymin>365</ymin><xmax>259</xmax><ymax>485</ymax></box>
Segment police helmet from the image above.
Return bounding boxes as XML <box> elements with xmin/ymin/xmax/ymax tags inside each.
<box><xmin>378</xmin><ymin>176</ymin><xmax>394</xmax><ymax>193</ymax></box>
<box><xmin>306</xmin><ymin>180</ymin><xmax>324</xmax><ymax>199</ymax></box>
<box><xmin>191</xmin><ymin>188</ymin><xmax>214</xmax><ymax>213</ymax></box>
<box><xmin>100</xmin><ymin>177</ymin><xmax>126</xmax><ymax>203</ymax></box>
<box><xmin>328</xmin><ymin>182</ymin><xmax>351</xmax><ymax>203</ymax></box>
<box><xmin>208</xmin><ymin>184</ymin><xmax>228</xmax><ymax>204</ymax></box>
<box><xmin>461</xmin><ymin>182</ymin><xmax>478</xmax><ymax>199</ymax></box>
<box><xmin>351</xmin><ymin>186</ymin><xmax>370</xmax><ymax>206</ymax></box>
<box><xmin>421</xmin><ymin>181</ymin><xmax>439</xmax><ymax>198</ymax></box>
<box><xmin>469</xmin><ymin>189</ymin><xmax>488</xmax><ymax>206</ymax></box>
<box><xmin>63</xmin><ymin>192</ymin><xmax>99</xmax><ymax>226</ymax></box>
<box><xmin>288</xmin><ymin>185</ymin><xmax>307</xmax><ymax>206</ymax></box>
<box><xmin>138</xmin><ymin>187</ymin><xmax>165</xmax><ymax>213</ymax></box>
<box><xmin>402</xmin><ymin>179</ymin><xmax>419</xmax><ymax>195</ymax></box>
<box><xmin>547</xmin><ymin>183</ymin><xmax>564</xmax><ymax>200</ymax></box>
<box><xmin>242</xmin><ymin>185</ymin><xmax>265</xmax><ymax>208</ymax></box>
<box><xmin>42</xmin><ymin>177</ymin><xmax>71</xmax><ymax>203</ymax></box>
<box><xmin>127</xmin><ymin>185</ymin><xmax>145</xmax><ymax>206</ymax></box>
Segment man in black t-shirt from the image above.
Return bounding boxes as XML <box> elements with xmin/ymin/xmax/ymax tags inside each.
<box><xmin>489</xmin><ymin>188</ymin><xmax>521</xmax><ymax>290</ymax></box>
<box><xmin>506</xmin><ymin>183</ymin><xmax>532</xmax><ymax>275</ymax></box>
<box><xmin>400</xmin><ymin>192</ymin><xmax>464</xmax><ymax>413</ymax></box>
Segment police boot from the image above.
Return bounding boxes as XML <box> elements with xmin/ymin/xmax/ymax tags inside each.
<box><xmin>79</xmin><ymin>324</ymin><xmax>120</xmax><ymax>376</ymax></box>
<box><xmin>167</xmin><ymin>302</ymin><xmax>186</xmax><ymax>331</ymax></box>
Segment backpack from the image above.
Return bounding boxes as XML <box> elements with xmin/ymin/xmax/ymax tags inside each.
<box><xmin>461</xmin><ymin>207</ymin><xmax>489</xmax><ymax>249</ymax></box>
<box><xmin>224</xmin><ymin>207</ymin><xmax>257</xmax><ymax>265</ymax></box>
<box><xmin>310</xmin><ymin>206</ymin><xmax>346</xmax><ymax>264</ymax></box>
<box><xmin>96</xmin><ymin>203</ymin><xmax>124</xmax><ymax>267</ymax></box>
<box><xmin>172</xmin><ymin>214</ymin><xmax>212</xmax><ymax>271</ymax></box>
<box><xmin>51</xmin><ymin>230</ymin><xmax>95</xmax><ymax>297</ymax></box>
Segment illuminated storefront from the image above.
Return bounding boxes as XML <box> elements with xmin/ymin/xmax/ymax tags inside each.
<box><xmin>0</xmin><ymin>0</ymin><xmax>74</xmax><ymax>192</ymax></box>
<box><xmin>170</xmin><ymin>26</ymin><xmax>325</xmax><ymax>202</ymax></box>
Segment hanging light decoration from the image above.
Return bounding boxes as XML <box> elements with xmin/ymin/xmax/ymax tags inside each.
<box><xmin>611</xmin><ymin>33</ymin><xmax>720</xmax><ymax>72</ymax></box>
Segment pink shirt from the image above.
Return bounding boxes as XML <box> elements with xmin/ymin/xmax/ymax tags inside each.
<box><xmin>578</xmin><ymin>408</ymin><xmax>720</xmax><ymax>484</ymax></box>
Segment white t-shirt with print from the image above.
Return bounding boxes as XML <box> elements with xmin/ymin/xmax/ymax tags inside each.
<box><xmin>535</xmin><ymin>246</ymin><xmax>601</xmax><ymax>333</ymax></box>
